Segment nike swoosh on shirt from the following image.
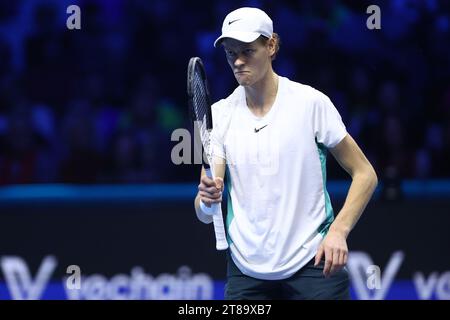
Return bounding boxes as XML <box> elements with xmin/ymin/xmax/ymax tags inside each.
<box><xmin>254</xmin><ymin>125</ymin><xmax>268</xmax><ymax>133</ymax></box>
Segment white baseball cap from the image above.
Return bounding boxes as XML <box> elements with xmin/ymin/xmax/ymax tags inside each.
<box><xmin>213</xmin><ymin>7</ymin><xmax>273</xmax><ymax>48</ymax></box>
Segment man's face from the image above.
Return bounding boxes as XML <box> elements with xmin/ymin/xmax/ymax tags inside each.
<box><xmin>221</xmin><ymin>38</ymin><xmax>272</xmax><ymax>87</ymax></box>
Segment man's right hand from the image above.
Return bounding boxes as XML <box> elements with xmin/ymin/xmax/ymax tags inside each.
<box><xmin>198</xmin><ymin>175</ymin><xmax>224</xmax><ymax>207</ymax></box>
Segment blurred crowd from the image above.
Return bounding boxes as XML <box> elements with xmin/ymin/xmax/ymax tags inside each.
<box><xmin>0</xmin><ymin>0</ymin><xmax>449</xmax><ymax>184</ymax></box>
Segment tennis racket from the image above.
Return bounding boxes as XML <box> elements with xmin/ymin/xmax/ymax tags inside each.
<box><xmin>187</xmin><ymin>57</ymin><xmax>228</xmax><ymax>251</ymax></box>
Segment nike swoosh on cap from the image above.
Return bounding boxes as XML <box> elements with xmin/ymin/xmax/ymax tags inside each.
<box><xmin>228</xmin><ymin>19</ymin><xmax>241</xmax><ymax>25</ymax></box>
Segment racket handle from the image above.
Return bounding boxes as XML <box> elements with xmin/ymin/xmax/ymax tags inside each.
<box><xmin>204</xmin><ymin>167</ymin><xmax>229</xmax><ymax>251</ymax></box>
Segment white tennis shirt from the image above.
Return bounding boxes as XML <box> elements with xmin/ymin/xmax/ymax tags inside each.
<box><xmin>210</xmin><ymin>76</ymin><xmax>347</xmax><ymax>280</ymax></box>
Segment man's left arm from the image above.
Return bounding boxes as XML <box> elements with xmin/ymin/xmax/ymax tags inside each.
<box><xmin>315</xmin><ymin>133</ymin><xmax>378</xmax><ymax>277</ymax></box>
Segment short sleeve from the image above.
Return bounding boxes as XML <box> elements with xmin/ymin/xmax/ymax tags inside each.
<box><xmin>312</xmin><ymin>91</ymin><xmax>347</xmax><ymax>148</ymax></box>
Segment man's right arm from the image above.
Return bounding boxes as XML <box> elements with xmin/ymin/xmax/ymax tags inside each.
<box><xmin>194</xmin><ymin>158</ymin><xmax>226</xmax><ymax>224</ymax></box>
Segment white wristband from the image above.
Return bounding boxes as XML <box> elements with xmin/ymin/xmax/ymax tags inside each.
<box><xmin>199</xmin><ymin>200</ymin><xmax>215</xmax><ymax>216</ymax></box>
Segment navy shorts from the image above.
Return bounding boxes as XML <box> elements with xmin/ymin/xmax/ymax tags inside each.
<box><xmin>224</xmin><ymin>251</ymin><xmax>351</xmax><ymax>300</ymax></box>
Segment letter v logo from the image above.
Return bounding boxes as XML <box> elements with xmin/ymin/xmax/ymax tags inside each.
<box><xmin>347</xmin><ymin>251</ymin><xmax>404</xmax><ymax>300</ymax></box>
<box><xmin>1</xmin><ymin>256</ymin><xmax>57</xmax><ymax>300</ymax></box>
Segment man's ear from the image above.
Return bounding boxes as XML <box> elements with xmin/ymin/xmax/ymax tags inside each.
<box><xmin>267</xmin><ymin>37</ymin><xmax>276</xmax><ymax>57</ymax></box>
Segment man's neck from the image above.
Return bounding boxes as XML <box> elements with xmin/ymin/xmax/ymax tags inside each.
<box><xmin>245</xmin><ymin>69</ymin><xmax>279</xmax><ymax>117</ymax></box>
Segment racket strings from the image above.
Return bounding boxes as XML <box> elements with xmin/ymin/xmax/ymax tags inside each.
<box><xmin>192</xmin><ymin>68</ymin><xmax>212</xmax><ymax>160</ymax></box>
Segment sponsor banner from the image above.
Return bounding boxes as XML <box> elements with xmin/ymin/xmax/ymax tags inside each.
<box><xmin>1</xmin><ymin>254</ymin><xmax>449</xmax><ymax>300</ymax></box>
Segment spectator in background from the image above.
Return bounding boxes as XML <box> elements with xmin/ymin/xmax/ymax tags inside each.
<box><xmin>0</xmin><ymin>103</ymin><xmax>47</xmax><ymax>184</ymax></box>
<box><xmin>103</xmin><ymin>129</ymin><xmax>141</xmax><ymax>183</ymax></box>
<box><xmin>59</xmin><ymin>100</ymin><xmax>102</xmax><ymax>183</ymax></box>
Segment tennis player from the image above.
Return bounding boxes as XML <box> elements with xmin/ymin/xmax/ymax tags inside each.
<box><xmin>194</xmin><ymin>7</ymin><xmax>378</xmax><ymax>300</ymax></box>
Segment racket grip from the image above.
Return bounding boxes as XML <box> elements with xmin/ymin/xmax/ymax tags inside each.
<box><xmin>212</xmin><ymin>209</ymin><xmax>229</xmax><ymax>250</ymax></box>
<box><xmin>204</xmin><ymin>167</ymin><xmax>229</xmax><ymax>251</ymax></box>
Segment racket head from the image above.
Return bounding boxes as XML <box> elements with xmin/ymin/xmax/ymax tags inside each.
<box><xmin>187</xmin><ymin>57</ymin><xmax>213</xmax><ymax>130</ymax></box>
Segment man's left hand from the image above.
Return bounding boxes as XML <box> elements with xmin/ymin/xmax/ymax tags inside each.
<box><xmin>314</xmin><ymin>229</ymin><xmax>348</xmax><ymax>277</ymax></box>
